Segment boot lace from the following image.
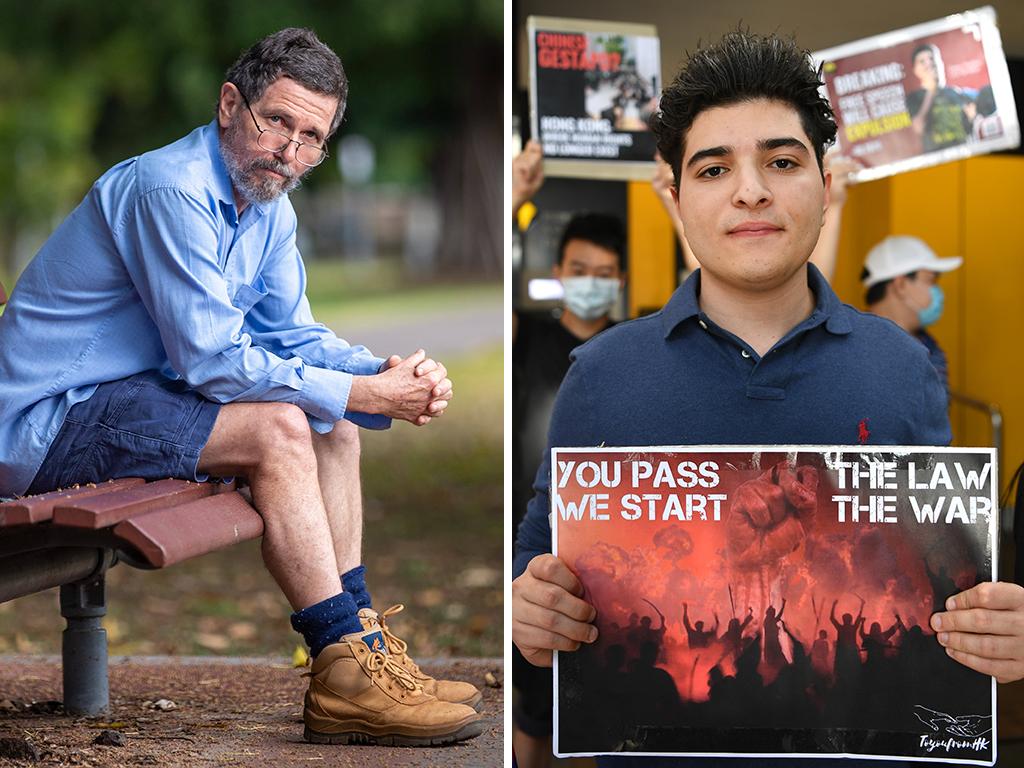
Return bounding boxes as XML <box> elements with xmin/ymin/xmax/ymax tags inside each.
<box><xmin>365</xmin><ymin>647</ymin><xmax>419</xmax><ymax>692</ymax></box>
<box><xmin>376</xmin><ymin>604</ymin><xmax>422</xmax><ymax>674</ymax></box>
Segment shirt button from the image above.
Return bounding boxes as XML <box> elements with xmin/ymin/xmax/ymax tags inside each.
<box><xmin>698</xmin><ymin>320</ymin><xmax>708</xmax><ymax>330</ymax></box>
<box><xmin>741</xmin><ymin>349</ymin><xmax>751</xmax><ymax>358</ymax></box>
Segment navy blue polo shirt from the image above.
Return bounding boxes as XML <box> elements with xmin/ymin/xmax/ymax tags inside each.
<box><xmin>513</xmin><ymin>264</ymin><xmax>952</xmax><ymax>768</ymax></box>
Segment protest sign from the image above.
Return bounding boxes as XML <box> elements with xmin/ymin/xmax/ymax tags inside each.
<box><xmin>527</xmin><ymin>16</ymin><xmax>660</xmax><ymax>180</ymax></box>
<box><xmin>813</xmin><ymin>6</ymin><xmax>1019</xmax><ymax>183</ymax></box>
<box><xmin>553</xmin><ymin>446</ymin><xmax>997</xmax><ymax>765</ymax></box>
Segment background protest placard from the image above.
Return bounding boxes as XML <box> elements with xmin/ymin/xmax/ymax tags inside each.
<box><xmin>527</xmin><ymin>16</ymin><xmax>660</xmax><ymax>180</ymax></box>
<box><xmin>553</xmin><ymin>446</ymin><xmax>998</xmax><ymax>765</ymax></box>
<box><xmin>812</xmin><ymin>6</ymin><xmax>1019</xmax><ymax>183</ymax></box>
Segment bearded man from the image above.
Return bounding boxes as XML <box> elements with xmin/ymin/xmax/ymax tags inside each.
<box><xmin>0</xmin><ymin>28</ymin><xmax>482</xmax><ymax>746</ymax></box>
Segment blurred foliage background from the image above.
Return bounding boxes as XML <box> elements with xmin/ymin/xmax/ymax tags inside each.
<box><xmin>0</xmin><ymin>0</ymin><xmax>503</xmax><ymax>280</ymax></box>
<box><xmin>0</xmin><ymin>0</ymin><xmax>504</xmax><ymax>658</ymax></box>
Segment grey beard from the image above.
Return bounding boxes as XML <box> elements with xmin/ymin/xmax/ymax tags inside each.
<box><xmin>219</xmin><ymin>123</ymin><xmax>305</xmax><ymax>205</ymax></box>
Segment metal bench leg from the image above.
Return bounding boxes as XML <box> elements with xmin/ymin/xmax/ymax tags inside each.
<box><xmin>59</xmin><ymin>573</ymin><xmax>109</xmax><ymax>716</ymax></box>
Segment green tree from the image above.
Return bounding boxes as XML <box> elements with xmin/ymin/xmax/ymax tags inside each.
<box><xmin>0</xmin><ymin>0</ymin><xmax>501</xmax><ymax>279</ymax></box>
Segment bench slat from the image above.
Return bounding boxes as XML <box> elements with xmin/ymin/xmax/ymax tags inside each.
<box><xmin>0</xmin><ymin>478</ymin><xmax>146</xmax><ymax>527</ymax></box>
<box><xmin>112</xmin><ymin>492</ymin><xmax>263</xmax><ymax>568</ymax></box>
<box><xmin>53</xmin><ymin>479</ymin><xmax>214</xmax><ymax>529</ymax></box>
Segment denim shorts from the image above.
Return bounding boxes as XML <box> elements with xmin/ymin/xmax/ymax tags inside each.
<box><xmin>27</xmin><ymin>371</ymin><xmax>221</xmax><ymax>494</ymax></box>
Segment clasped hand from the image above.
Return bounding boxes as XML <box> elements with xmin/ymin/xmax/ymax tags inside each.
<box><xmin>350</xmin><ymin>349</ymin><xmax>452</xmax><ymax>425</ymax></box>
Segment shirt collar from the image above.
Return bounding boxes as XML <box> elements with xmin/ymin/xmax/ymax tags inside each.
<box><xmin>660</xmin><ymin>262</ymin><xmax>852</xmax><ymax>339</ymax></box>
<box><xmin>201</xmin><ymin>120</ymin><xmax>266</xmax><ymax>222</ymax></box>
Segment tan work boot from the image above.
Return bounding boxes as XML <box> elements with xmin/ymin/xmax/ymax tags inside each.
<box><xmin>359</xmin><ymin>605</ymin><xmax>484</xmax><ymax>711</ymax></box>
<box><xmin>303</xmin><ymin>626</ymin><xmax>483</xmax><ymax>746</ymax></box>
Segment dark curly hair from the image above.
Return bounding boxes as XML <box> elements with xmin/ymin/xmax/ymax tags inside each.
<box><xmin>223</xmin><ymin>28</ymin><xmax>348</xmax><ymax>137</ymax></box>
<box><xmin>652</xmin><ymin>30</ymin><xmax>836</xmax><ymax>186</ymax></box>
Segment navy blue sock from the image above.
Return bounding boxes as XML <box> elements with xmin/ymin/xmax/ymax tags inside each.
<box><xmin>341</xmin><ymin>565</ymin><xmax>372</xmax><ymax>610</ymax></box>
<box><xmin>290</xmin><ymin>591</ymin><xmax>362</xmax><ymax>657</ymax></box>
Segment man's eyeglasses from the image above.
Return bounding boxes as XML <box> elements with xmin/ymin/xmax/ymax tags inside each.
<box><xmin>240</xmin><ymin>92</ymin><xmax>329</xmax><ymax>168</ymax></box>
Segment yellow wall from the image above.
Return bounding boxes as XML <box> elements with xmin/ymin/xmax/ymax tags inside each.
<box><xmin>836</xmin><ymin>157</ymin><xmax>1024</xmax><ymax>484</ymax></box>
<box><xmin>626</xmin><ymin>181</ymin><xmax>676</xmax><ymax>317</ymax></box>
<box><xmin>627</xmin><ymin>156</ymin><xmax>1024</xmax><ymax>485</ymax></box>
<box><xmin>960</xmin><ymin>158</ymin><xmax>1024</xmax><ymax>483</ymax></box>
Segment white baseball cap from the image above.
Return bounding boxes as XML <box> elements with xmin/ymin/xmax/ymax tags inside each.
<box><xmin>862</xmin><ymin>236</ymin><xmax>962</xmax><ymax>287</ymax></box>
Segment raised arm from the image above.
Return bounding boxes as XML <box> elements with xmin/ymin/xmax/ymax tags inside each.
<box><xmin>512</xmin><ymin>140</ymin><xmax>544</xmax><ymax>218</ymax></box>
<box><xmin>808</xmin><ymin>154</ymin><xmax>861</xmax><ymax>283</ymax></box>
<box><xmin>644</xmin><ymin>598</ymin><xmax>665</xmax><ymax>630</ymax></box>
<box><xmin>651</xmin><ymin>151</ymin><xmax>698</xmax><ymax>273</ymax></box>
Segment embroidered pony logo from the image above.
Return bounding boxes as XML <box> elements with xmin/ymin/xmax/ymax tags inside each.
<box><xmin>858</xmin><ymin>418</ymin><xmax>871</xmax><ymax>445</ymax></box>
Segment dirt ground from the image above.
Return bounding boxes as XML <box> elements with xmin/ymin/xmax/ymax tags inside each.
<box><xmin>0</xmin><ymin>655</ymin><xmax>503</xmax><ymax>767</ymax></box>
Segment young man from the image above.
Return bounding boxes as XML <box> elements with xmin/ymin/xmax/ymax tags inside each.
<box><xmin>0</xmin><ymin>28</ymin><xmax>482</xmax><ymax>746</ymax></box>
<box><xmin>512</xmin><ymin>29</ymin><xmax>1024</xmax><ymax>766</ymax></box>
<box><xmin>861</xmin><ymin>235</ymin><xmax>962</xmax><ymax>395</ymax></box>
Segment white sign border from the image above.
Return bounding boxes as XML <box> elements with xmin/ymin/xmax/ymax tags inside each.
<box><xmin>550</xmin><ymin>444</ymin><xmax>999</xmax><ymax>766</ymax></box>
<box><xmin>527</xmin><ymin>15</ymin><xmax>661</xmax><ymax>181</ymax></box>
<box><xmin>812</xmin><ymin>5</ymin><xmax>1020</xmax><ymax>184</ymax></box>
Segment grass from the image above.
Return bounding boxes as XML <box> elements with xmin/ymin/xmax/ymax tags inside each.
<box><xmin>303</xmin><ymin>258</ymin><xmax>501</xmax><ymax>326</ymax></box>
<box><xmin>0</xmin><ymin>270</ymin><xmax>503</xmax><ymax>660</ymax></box>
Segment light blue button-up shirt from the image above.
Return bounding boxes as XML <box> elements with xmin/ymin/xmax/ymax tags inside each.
<box><xmin>0</xmin><ymin>121</ymin><xmax>387</xmax><ymax>496</ymax></box>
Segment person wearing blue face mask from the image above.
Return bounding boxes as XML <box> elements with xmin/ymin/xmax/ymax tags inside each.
<box><xmin>861</xmin><ymin>235</ymin><xmax>962</xmax><ymax>396</ymax></box>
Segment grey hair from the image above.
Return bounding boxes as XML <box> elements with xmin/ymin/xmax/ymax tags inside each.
<box><xmin>223</xmin><ymin>27</ymin><xmax>348</xmax><ymax>137</ymax></box>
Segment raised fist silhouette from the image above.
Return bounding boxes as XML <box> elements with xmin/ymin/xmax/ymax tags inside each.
<box><xmin>727</xmin><ymin>461</ymin><xmax>818</xmax><ymax>569</ymax></box>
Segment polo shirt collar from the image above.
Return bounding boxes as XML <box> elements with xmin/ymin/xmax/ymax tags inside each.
<box><xmin>660</xmin><ymin>262</ymin><xmax>852</xmax><ymax>339</ymax></box>
<box><xmin>201</xmin><ymin>120</ymin><xmax>266</xmax><ymax>222</ymax></box>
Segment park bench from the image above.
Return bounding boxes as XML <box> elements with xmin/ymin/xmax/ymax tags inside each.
<box><xmin>0</xmin><ymin>281</ymin><xmax>265</xmax><ymax>717</ymax></box>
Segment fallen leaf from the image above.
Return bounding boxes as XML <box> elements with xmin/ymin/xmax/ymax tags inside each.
<box><xmin>27</xmin><ymin>700</ymin><xmax>63</xmax><ymax>714</ymax></box>
<box><xmin>484</xmin><ymin>671</ymin><xmax>502</xmax><ymax>688</ymax></box>
<box><xmin>0</xmin><ymin>736</ymin><xmax>41</xmax><ymax>761</ymax></box>
<box><xmin>417</xmin><ymin>588</ymin><xmax>444</xmax><ymax>608</ymax></box>
<box><xmin>292</xmin><ymin>645</ymin><xmax>310</xmax><ymax>668</ymax></box>
<box><xmin>92</xmin><ymin>730</ymin><xmax>126</xmax><ymax>747</ymax></box>
<box><xmin>444</xmin><ymin>603</ymin><xmax>467</xmax><ymax>620</ymax></box>
<box><xmin>467</xmin><ymin>613</ymin><xmax>490</xmax><ymax>635</ymax></box>
<box><xmin>456</xmin><ymin>566</ymin><xmax>500</xmax><ymax>589</ymax></box>
<box><xmin>195</xmin><ymin>632</ymin><xmax>230</xmax><ymax>651</ymax></box>
<box><xmin>228</xmin><ymin>621</ymin><xmax>257</xmax><ymax>641</ymax></box>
